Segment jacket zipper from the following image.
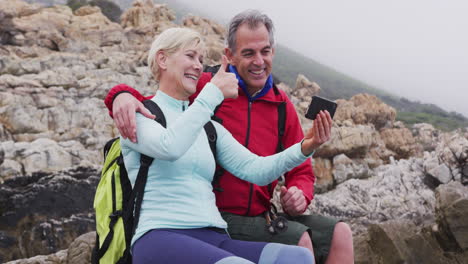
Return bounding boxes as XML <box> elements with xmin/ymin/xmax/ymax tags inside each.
<box><xmin>244</xmin><ymin>98</ymin><xmax>283</xmax><ymax>216</ymax></box>
<box><xmin>245</xmin><ymin>101</ymin><xmax>254</xmax><ymax>216</ymax></box>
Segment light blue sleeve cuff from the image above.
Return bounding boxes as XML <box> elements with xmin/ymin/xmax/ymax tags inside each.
<box><xmin>299</xmin><ymin>139</ymin><xmax>315</xmax><ymax>158</ymax></box>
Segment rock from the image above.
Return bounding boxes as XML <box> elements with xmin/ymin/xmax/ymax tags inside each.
<box><xmin>315</xmin><ymin>123</ymin><xmax>380</xmax><ymax>159</ymax></box>
<box><xmin>5</xmin><ymin>249</ymin><xmax>68</xmax><ymax>264</ymax></box>
<box><xmin>427</xmin><ymin>164</ymin><xmax>452</xmax><ymax>184</ymax></box>
<box><xmin>334</xmin><ymin>93</ymin><xmax>397</xmax><ymax>130</ymax></box>
<box><xmin>353</xmin><ymin>233</ymin><xmax>378</xmax><ymax>264</ymax></box>
<box><xmin>312</xmin><ymin>158</ymin><xmax>333</xmax><ymax>193</ymax></box>
<box><xmin>380</xmin><ymin>125</ymin><xmax>419</xmax><ymax>159</ymax></box>
<box><xmin>413</xmin><ymin>123</ymin><xmax>440</xmax><ymax>151</ymax></box>
<box><xmin>66</xmin><ymin>231</ymin><xmax>95</xmax><ymax>264</ymax></box>
<box><xmin>121</xmin><ymin>1</ymin><xmax>175</xmax><ymax>29</ymax></box>
<box><xmin>367</xmin><ymin>220</ymin><xmax>450</xmax><ymax>264</ymax></box>
<box><xmin>332</xmin><ymin>154</ymin><xmax>370</xmax><ymax>184</ymax></box>
<box><xmin>0</xmin><ymin>167</ymin><xmax>99</xmax><ymax>262</ymax></box>
<box><xmin>3</xmin><ymin>231</ymin><xmax>95</xmax><ymax>264</ymax></box>
<box><xmin>311</xmin><ymin>157</ymin><xmax>435</xmax><ymax>235</ymax></box>
<box><xmin>120</xmin><ymin>0</ymin><xmax>177</xmax><ymax>48</ymax></box>
<box><xmin>0</xmin><ymin>139</ymin><xmax>100</xmax><ymax>178</ymax></box>
<box><xmin>423</xmin><ymin>132</ymin><xmax>468</xmax><ymax>185</ymax></box>
<box><xmin>294</xmin><ymin>74</ymin><xmax>321</xmax><ymax>98</ymax></box>
<box><xmin>74</xmin><ymin>5</ymin><xmax>101</xmax><ymax>16</ymax></box>
<box><xmin>183</xmin><ymin>15</ymin><xmax>225</xmax><ymax>66</ymax></box>
<box><xmin>435</xmin><ymin>181</ymin><xmax>468</xmax><ymax>250</ymax></box>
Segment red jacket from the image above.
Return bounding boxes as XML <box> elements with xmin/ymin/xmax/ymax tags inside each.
<box><xmin>105</xmin><ymin>72</ymin><xmax>315</xmax><ymax>216</ymax></box>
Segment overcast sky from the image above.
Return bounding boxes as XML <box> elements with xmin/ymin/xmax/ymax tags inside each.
<box><xmin>172</xmin><ymin>0</ymin><xmax>468</xmax><ymax>117</ymax></box>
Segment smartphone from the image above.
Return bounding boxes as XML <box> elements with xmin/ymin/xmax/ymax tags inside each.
<box><xmin>305</xmin><ymin>96</ymin><xmax>337</xmax><ymax>120</ymax></box>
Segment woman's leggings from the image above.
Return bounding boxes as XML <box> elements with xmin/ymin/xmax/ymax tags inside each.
<box><xmin>132</xmin><ymin>228</ymin><xmax>314</xmax><ymax>264</ymax></box>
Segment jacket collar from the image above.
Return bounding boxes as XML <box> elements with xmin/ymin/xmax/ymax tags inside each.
<box><xmin>153</xmin><ymin>90</ymin><xmax>189</xmax><ymax>112</ymax></box>
<box><xmin>228</xmin><ymin>65</ymin><xmax>273</xmax><ymax>102</ymax></box>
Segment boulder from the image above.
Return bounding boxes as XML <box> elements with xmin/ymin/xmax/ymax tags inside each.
<box><xmin>380</xmin><ymin>123</ymin><xmax>419</xmax><ymax>159</ymax></box>
<box><xmin>0</xmin><ymin>167</ymin><xmax>99</xmax><ymax>262</ymax></box>
<box><xmin>367</xmin><ymin>221</ymin><xmax>449</xmax><ymax>264</ymax></box>
<box><xmin>312</xmin><ymin>158</ymin><xmax>333</xmax><ymax>193</ymax></box>
<box><xmin>332</xmin><ymin>154</ymin><xmax>370</xmax><ymax>184</ymax></box>
<box><xmin>334</xmin><ymin>93</ymin><xmax>397</xmax><ymax>130</ymax></box>
<box><xmin>435</xmin><ymin>181</ymin><xmax>468</xmax><ymax>250</ymax></box>
<box><xmin>315</xmin><ymin>123</ymin><xmax>380</xmax><ymax>159</ymax></box>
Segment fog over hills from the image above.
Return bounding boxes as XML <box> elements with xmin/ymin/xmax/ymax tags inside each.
<box><xmin>29</xmin><ymin>0</ymin><xmax>468</xmax><ymax>125</ymax></box>
<box><xmin>169</xmin><ymin>0</ymin><xmax>468</xmax><ymax>117</ymax></box>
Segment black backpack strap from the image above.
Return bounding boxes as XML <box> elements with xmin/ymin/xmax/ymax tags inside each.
<box><xmin>212</xmin><ymin>103</ymin><xmax>223</xmax><ymax>124</ymax></box>
<box><xmin>204</xmin><ymin>66</ymin><xmax>227</xmax><ymax>190</ymax></box>
<box><xmin>124</xmin><ymin>100</ymin><xmax>167</xmax><ymax>240</ymax></box>
<box><xmin>267</xmin><ymin>101</ymin><xmax>287</xmax><ymax>193</ymax></box>
<box><xmin>130</xmin><ymin>154</ymin><xmax>153</xmax><ymax>234</ymax></box>
<box><xmin>276</xmin><ymin>102</ymin><xmax>286</xmax><ymax>152</ymax></box>
<box><xmin>204</xmin><ymin>122</ymin><xmax>217</xmax><ymax>160</ymax></box>
<box><xmin>142</xmin><ymin>100</ymin><xmax>167</xmax><ymax>127</ymax></box>
<box><xmin>103</xmin><ymin>137</ymin><xmax>119</xmax><ymax>158</ymax></box>
<box><xmin>204</xmin><ymin>121</ymin><xmax>224</xmax><ymax>192</ymax></box>
<box><xmin>203</xmin><ymin>64</ymin><xmax>221</xmax><ymax>75</ymax></box>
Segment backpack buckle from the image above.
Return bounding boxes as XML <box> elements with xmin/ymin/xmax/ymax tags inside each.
<box><xmin>109</xmin><ymin>210</ymin><xmax>122</xmax><ymax>220</ymax></box>
<box><xmin>140</xmin><ymin>155</ymin><xmax>153</xmax><ymax>167</ymax></box>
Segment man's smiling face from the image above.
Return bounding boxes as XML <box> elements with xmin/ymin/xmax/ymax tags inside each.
<box><xmin>226</xmin><ymin>23</ymin><xmax>274</xmax><ymax>93</ymax></box>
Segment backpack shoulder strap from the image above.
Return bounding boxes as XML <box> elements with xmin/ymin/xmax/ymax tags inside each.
<box><xmin>142</xmin><ymin>99</ymin><xmax>166</xmax><ymax>127</ymax></box>
<box><xmin>204</xmin><ymin>66</ymin><xmax>224</xmax><ymax>124</ymax></box>
<box><xmin>276</xmin><ymin>102</ymin><xmax>286</xmax><ymax>152</ymax></box>
<box><xmin>103</xmin><ymin>137</ymin><xmax>119</xmax><ymax>158</ymax></box>
<box><xmin>203</xmin><ymin>121</ymin><xmax>217</xmax><ymax>160</ymax></box>
<box><xmin>204</xmin><ymin>121</ymin><xmax>225</xmax><ymax>192</ymax></box>
<box><xmin>203</xmin><ymin>64</ymin><xmax>221</xmax><ymax>75</ymax></box>
<box><xmin>125</xmin><ymin>100</ymin><xmax>167</xmax><ymax>236</ymax></box>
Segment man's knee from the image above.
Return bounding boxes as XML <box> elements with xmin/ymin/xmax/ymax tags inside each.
<box><xmin>298</xmin><ymin>231</ymin><xmax>313</xmax><ymax>252</ymax></box>
<box><xmin>331</xmin><ymin>222</ymin><xmax>353</xmax><ymax>254</ymax></box>
<box><xmin>333</xmin><ymin>222</ymin><xmax>352</xmax><ymax>241</ymax></box>
<box><xmin>327</xmin><ymin>222</ymin><xmax>354</xmax><ymax>262</ymax></box>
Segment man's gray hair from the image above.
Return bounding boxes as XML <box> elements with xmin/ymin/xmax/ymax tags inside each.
<box><xmin>227</xmin><ymin>9</ymin><xmax>275</xmax><ymax>53</ymax></box>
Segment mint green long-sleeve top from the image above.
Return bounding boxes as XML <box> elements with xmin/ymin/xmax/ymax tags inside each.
<box><xmin>120</xmin><ymin>83</ymin><xmax>312</xmax><ymax>245</ymax></box>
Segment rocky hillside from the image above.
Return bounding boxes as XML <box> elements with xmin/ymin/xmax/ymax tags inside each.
<box><xmin>1</xmin><ymin>1</ymin><xmax>467</xmax><ymax>263</ymax></box>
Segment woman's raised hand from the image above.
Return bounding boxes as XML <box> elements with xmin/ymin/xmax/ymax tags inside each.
<box><xmin>301</xmin><ymin>110</ymin><xmax>333</xmax><ymax>156</ymax></box>
<box><xmin>210</xmin><ymin>55</ymin><xmax>239</xmax><ymax>99</ymax></box>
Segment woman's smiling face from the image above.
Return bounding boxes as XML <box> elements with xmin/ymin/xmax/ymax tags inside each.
<box><xmin>162</xmin><ymin>42</ymin><xmax>204</xmax><ymax>100</ymax></box>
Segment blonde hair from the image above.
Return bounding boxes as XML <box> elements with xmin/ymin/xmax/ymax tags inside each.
<box><xmin>147</xmin><ymin>27</ymin><xmax>204</xmax><ymax>81</ymax></box>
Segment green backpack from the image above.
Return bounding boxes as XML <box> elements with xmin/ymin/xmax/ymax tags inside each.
<box><xmin>92</xmin><ymin>100</ymin><xmax>218</xmax><ymax>264</ymax></box>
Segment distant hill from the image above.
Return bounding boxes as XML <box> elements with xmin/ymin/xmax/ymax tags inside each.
<box><xmin>273</xmin><ymin>45</ymin><xmax>468</xmax><ymax>130</ymax></box>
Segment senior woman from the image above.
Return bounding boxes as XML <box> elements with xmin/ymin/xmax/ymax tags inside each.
<box><xmin>121</xmin><ymin>27</ymin><xmax>331</xmax><ymax>264</ymax></box>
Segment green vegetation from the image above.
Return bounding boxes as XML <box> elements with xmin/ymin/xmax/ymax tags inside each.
<box><xmin>397</xmin><ymin>112</ymin><xmax>468</xmax><ymax>131</ymax></box>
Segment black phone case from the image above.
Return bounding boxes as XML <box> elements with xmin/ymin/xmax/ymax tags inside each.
<box><xmin>305</xmin><ymin>96</ymin><xmax>337</xmax><ymax>120</ymax></box>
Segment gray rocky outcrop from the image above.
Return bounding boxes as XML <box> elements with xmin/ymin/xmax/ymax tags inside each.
<box><xmin>0</xmin><ymin>167</ymin><xmax>99</xmax><ymax>262</ymax></box>
<box><xmin>353</xmin><ymin>181</ymin><xmax>468</xmax><ymax>264</ymax></box>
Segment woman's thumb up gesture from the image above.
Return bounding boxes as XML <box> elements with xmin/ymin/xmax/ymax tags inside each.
<box><xmin>211</xmin><ymin>56</ymin><xmax>239</xmax><ymax>99</ymax></box>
